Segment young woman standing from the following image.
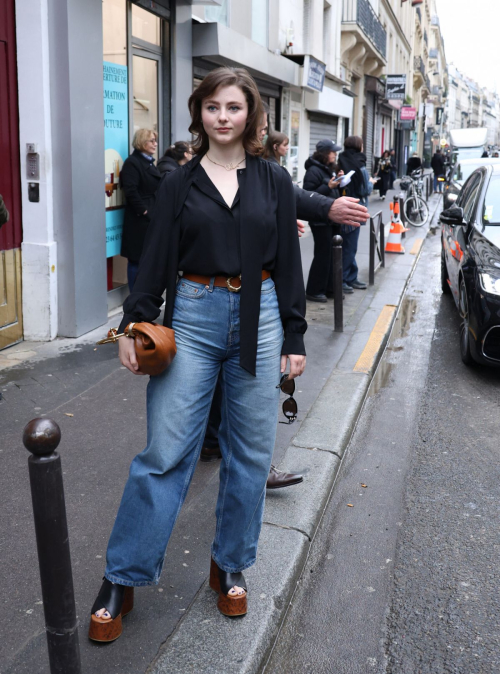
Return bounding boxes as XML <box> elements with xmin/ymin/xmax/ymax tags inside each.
<box><xmin>262</xmin><ymin>130</ymin><xmax>289</xmax><ymax>165</ymax></box>
<box><xmin>88</xmin><ymin>67</ymin><xmax>306</xmax><ymax>641</ymax></box>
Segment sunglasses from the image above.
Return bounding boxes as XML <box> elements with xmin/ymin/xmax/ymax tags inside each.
<box><xmin>276</xmin><ymin>374</ymin><xmax>298</xmax><ymax>424</ymax></box>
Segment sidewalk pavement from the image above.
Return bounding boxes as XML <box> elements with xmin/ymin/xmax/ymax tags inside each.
<box><xmin>0</xmin><ymin>185</ymin><xmax>442</xmax><ymax>674</ymax></box>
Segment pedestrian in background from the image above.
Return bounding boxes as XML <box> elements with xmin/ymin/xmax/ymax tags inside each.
<box><xmin>376</xmin><ymin>150</ymin><xmax>392</xmax><ymax>200</ymax></box>
<box><xmin>157</xmin><ymin>141</ymin><xmax>193</xmax><ymax>175</ymax></box>
<box><xmin>407</xmin><ymin>152</ymin><xmax>422</xmax><ymax>175</ymax></box>
<box><xmin>120</xmin><ymin>129</ymin><xmax>162</xmax><ymax>290</ymax></box>
<box><xmin>431</xmin><ymin>148</ymin><xmax>445</xmax><ymax>193</ymax></box>
<box><xmin>389</xmin><ymin>148</ymin><xmax>397</xmax><ymax>189</ymax></box>
<box><xmin>89</xmin><ymin>66</ymin><xmax>307</xmax><ymax>640</ymax></box>
<box><xmin>0</xmin><ymin>195</ymin><xmax>9</xmax><ymax>228</ymax></box>
<box><xmin>338</xmin><ymin>135</ymin><xmax>368</xmax><ymax>294</ymax></box>
<box><xmin>303</xmin><ymin>139</ymin><xmax>344</xmax><ymax>303</ymax></box>
<box><xmin>262</xmin><ymin>130</ymin><xmax>289</xmax><ymax>165</ymax></box>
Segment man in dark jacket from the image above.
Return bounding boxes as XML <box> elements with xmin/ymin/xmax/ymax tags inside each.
<box><xmin>431</xmin><ymin>149</ymin><xmax>445</xmax><ymax>193</ymax></box>
<box><xmin>407</xmin><ymin>153</ymin><xmax>422</xmax><ymax>175</ymax></box>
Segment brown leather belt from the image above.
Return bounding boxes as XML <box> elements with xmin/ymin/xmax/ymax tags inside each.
<box><xmin>183</xmin><ymin>270</ymin><xmax>271</xmax><ymax>293</ymax></box>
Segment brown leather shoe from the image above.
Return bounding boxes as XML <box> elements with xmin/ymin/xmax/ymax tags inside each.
<box><xmin>200</xmin><ymin>445</ymin><xmax>222</xmax><ymax>462</ymax></box>
<box><xmin>266</xmin><ymin>465</ymin><xmax>303</xmax><ymax>490</ymax></box>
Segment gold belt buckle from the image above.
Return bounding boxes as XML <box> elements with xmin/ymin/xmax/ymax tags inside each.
<box><xmin>226</xmin><ymin>275</ymin><xmax>242</xmax><ymax>292</ymax></box>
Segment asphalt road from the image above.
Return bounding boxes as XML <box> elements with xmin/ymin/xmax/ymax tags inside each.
<box><xmin>264</xmin><ymin>231</ymin><xmax>500</xmax><ymax>674</ymax></box>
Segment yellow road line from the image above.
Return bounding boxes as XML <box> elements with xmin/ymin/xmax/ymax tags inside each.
<box><xmin>410</xmin><ymin>238</ymin><xmax>423</xmax><ymax>255</ymax></box>
<box><xmin>353</xmin><ymin>305</ymin><xmax>397</xmax><ymax>374</ymax></box>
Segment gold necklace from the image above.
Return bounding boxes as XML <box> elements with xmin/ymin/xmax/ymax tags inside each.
<box><xmin>206</xmin><ymin>154</ymin><xmax>246</xmax><ymax>171</ymax></box>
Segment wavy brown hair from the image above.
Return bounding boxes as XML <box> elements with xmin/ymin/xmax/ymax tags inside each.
<box><xmin>188</xmin><ymin>67</ymin><xmax>264</xmax><ymax>156</ymax></box>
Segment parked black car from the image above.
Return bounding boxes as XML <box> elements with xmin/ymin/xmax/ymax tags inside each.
<box><xmin>441</xmin><ymin>164</ymin><xmax>500</xmax><ymax>365</ymax></box>
<box><xmin>442</xmin><ymin>157</ymin><xmax>500</xmax><ymax>211</ymax></box>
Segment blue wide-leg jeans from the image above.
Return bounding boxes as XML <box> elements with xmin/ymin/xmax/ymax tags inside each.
<box><xmin>105</xmin><ymin>276</ymin><xmax>283</xmax><ymax>586</ymax></box>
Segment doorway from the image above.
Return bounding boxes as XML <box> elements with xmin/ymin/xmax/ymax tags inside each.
<box><xmin>0</xmin><ymin>7</ymin><xmax>23</xmax><ymax>350</ymax></box>
<box><xmin>103</xmin><ymin>0</ymin><xmax>169</xmax><ymax>310</ymax></box>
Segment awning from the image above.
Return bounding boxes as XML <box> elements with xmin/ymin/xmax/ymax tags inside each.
<box><xmin>192</xmin><ymin>22</ymin><xmax>300</xmax><ymax>87</ymax></box>
<box><xmin>305</xmin><ymin>84</ymin><xmax>353</xmax><ymax>119</ymax></box>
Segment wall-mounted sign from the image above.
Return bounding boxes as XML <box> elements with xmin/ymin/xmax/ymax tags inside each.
<box><xmin>302</xmin><ymin>55</ymin><xmax>326</xmax><ymax>93</ymax></box>
<box><xmin>400</xmin><ymin>106</ymin><xmax>417</xmax><ymax>121</ymax></box>
<box><xmin>103</xmin><ymin>62</ymin><xmax>129</xmax><ymax>259</ymax></box>
<box><xmin>436</xmin><ymin>107</ymin><xmax>444</xmax><ymax>126</ymax></box>
<box><xmin>386</xmin><ymin>74</ymin><xmax>406</xmax><ymax>100</ymax></box>
<box><xmin>366</xmin><ymin>75</ymin><xmax>386</xmax><ymax>98</ymax></box>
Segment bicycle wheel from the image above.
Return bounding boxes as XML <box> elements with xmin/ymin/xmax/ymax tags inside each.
<box><xmin>404</xmin><ymin>196</ymin><xmax>429</xmax><ymax>227</ymax></box>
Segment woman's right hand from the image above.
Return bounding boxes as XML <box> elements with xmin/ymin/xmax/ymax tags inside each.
<box><xmin>118</xmin><ymin>336</ymin><xmax>145</xmax><ymax>375</ymax></box>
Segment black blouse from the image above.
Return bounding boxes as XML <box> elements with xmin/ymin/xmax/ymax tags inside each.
<box><xmin>179</xmin><ymin>164</ymin><xmax>241</xmax><ymax>276</ymax></box>
<box><xmin>119</xmin><ymin>153</ymin><xmax>307</xmax><ymax>375</ymax></box>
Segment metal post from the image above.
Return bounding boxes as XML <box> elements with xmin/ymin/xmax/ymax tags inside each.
<box><xmin>332</xmin><ymin>234</ymin><xmax>343</xmax><ymax>332</ymax></box>
<box><xmin>380</xmin><ymin>215</ymin><xmax>385</xmax><ymax>268</ymax></box>
<box><xmin>23</xmin><ymin>418</ymin><xmax>81</xmax><ymax>674</ymax></box>
<box><xmin>398</xmin><ymin>196</ymin><xmax>406</xmax><ymax>239</ymax></box>
<box><xmin>369</xmin><ymin>217</ymin><xmax>375</xmax><ymax>286</ymax></box>
<box><xmin>399</xmin><ymin>193</ymin><xmax>407</xmax><ymax>227</ymax></box>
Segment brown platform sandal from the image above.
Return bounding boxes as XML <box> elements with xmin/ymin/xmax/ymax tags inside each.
<box><xmin>209</xmin><ymin>558</ymin><xmax>247</xmax><ymax>617</ymax></box>
<box><xmin>88</xmin><ymin>578</ymin><xmax>135</xmax><ymax>643</ymax></box>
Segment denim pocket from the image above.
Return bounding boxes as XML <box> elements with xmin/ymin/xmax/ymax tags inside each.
<box><xmin>175</xmin><ymin>280</ymin><xmax>207</xmax><ymax>299</ymax></box>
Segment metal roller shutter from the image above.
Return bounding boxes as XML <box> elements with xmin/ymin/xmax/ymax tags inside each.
<box><xmin>364</xmin><ymin>92</ymin><xmax>375</xmax><ymax>174</ymax></box>
<box><xmin>309</xmin><ymin>112</ymin><xmax>338</xmax><ymax>155</ymax></box>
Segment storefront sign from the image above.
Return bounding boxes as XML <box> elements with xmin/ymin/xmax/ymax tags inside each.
<box><xmin>386</xmin><ymin>74</ymin><xmax>406</xmax><ymax>100</ymax></box>
<box><xmin>303</xmin><ymin>55</ymin><xmax>326</xmax><ymax>93</ymax></box>
<box><xmin>436</xmin><ymin>107</ymin><xmax>444</xmax><ymax>126</ymax></box>
<box><xmin>365</xmin><ymin>75</ymin><xmax>386</xmax><ymax>98</ymax></box>
<box><xmin>103</xmin><ymin>62</ymin><xmax>129</xmax><ymax>258</ymax></box>
<box><xmin>400</xmin><ymin>106</ymin><xmax>417</xmax><ymax>121</ymax></box>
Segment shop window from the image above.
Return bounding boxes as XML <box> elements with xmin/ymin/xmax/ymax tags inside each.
<box><xmin>132</xmin><ymin>55</ymin><xmax>159</xmax><ymax>149</ymax></box>
<box><xmin>102</xmin><ymin>0</ymin><xmax>167</xmax><ymax>301</ymax></box>
<box><xmin>132</xmin><ymin>5</ymin><xmax>161</xmax><ymax>46</ymax></box>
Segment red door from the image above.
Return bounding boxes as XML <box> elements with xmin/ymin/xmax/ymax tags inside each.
<box><xmin>0</xmin><ymin>0</ymin><xmax>23</xmax><ymax>348</ymax></box>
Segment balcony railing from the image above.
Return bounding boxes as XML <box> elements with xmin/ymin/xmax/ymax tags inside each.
<box><xmin>342</xmin><ymin>0</ymin><xmax>387</xmax><ymax>59</ymax></box>
<box><xmin>414</xmin><ymin>55</ymin><xmax>425</xmax><ymax>79</ymax></box>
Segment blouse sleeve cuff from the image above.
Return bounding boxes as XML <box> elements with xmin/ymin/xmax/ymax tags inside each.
<box><xmin>281</xmin><ymin>332</ymin><xmax>306</xmax><ymax>356</ymax></box>
<box><xmin>118</xmin><ymin>314</ymin><xmax>137</xmax><ymax>334</ymax></box>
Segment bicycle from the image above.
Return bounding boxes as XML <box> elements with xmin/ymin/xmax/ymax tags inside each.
<box><xmin>400</xmin><ymin>168</ymin><xmax>429</xmax><ymax>227</ymax></box>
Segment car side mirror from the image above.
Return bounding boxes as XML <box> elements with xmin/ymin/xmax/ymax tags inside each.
<box><xmin>441</xmin><ymin>205</ymin><xmax>464</xmax><ymax>226</ymax></box>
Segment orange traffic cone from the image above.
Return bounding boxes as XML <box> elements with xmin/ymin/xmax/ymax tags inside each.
<box><xmin>385</xmin><ymin>200</ymin><xmax>409</xmax><ymax>254</ymax></box>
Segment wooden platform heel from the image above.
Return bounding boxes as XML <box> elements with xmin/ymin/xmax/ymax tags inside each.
<box><xmin>209</xmin><ymin>558</ymin><xmax>248</xmax><ymax>617</ymax></box>
<box><xmin>88</xmin><ymin>578</ymin><xmax>135</xmax><ymax>643</ymax></box>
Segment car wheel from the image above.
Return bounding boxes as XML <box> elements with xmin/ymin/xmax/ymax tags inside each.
<box><xmin>441</xmin><ymin>247</ymin><xmax>451</xmax><ymax>294</ymax></box>
<box><xmin>459</xmin><ymin>278</ymin><xmax>474</xmax><ymax>366</ymax></box>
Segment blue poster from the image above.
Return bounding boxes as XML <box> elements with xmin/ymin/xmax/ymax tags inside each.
<box><xmin>103</xmin><ymin>62</ymin><xmax>129</xmax><ymax>258</ymax></box>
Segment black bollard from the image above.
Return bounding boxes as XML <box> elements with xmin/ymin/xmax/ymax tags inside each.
<box><xmin>23</xmin><ymin>418</ymin><xmax>81</xmax><ymax>674</ymax></box>
<box><xmin>332</xmin><ymin>234</ymin><xmax>343</xmax><ymax>332</ymax></box>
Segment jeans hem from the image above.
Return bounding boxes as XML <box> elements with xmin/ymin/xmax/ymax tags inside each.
<box><xmin>104</xmin><ymin>571</ymin><xmax>159</xmax><ymax>587</ymax></box>
<box><xmin>210</xmin><ymin>551</ymin><xmax>256</xmax><ymax>574</ymax></box>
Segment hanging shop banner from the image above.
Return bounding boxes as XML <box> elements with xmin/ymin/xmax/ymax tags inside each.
<box><xmin>386</xmin><ymin>74</ymin><xmax>406</xmax><ymax>100</ymax></box>
<box><xmin>400</xmin><ymin>106</ymin><xmax>417</xmax><ymax>121</ymax></box>
<box><xmin>103</xmin><ymin>61</ymin><xmax>129</xmax><ymax>258</ymax></box>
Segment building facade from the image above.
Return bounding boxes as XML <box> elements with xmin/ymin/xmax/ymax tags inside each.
<box><xmin>1</xmin><ymin>0</ymin><xmax>468</xmax><ymax>351</ymax></box>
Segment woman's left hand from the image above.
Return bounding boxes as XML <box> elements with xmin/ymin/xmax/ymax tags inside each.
<box><xmin>281</xmin><ymin>354</ymin><xmax>306</xmax><ymax>379</ymax></box>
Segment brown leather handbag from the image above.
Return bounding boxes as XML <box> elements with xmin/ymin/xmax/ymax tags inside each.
<box><xmin>97</xmin><ymin>322</ymin><xmax>176</xmax><ymax>376</ymax></box>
